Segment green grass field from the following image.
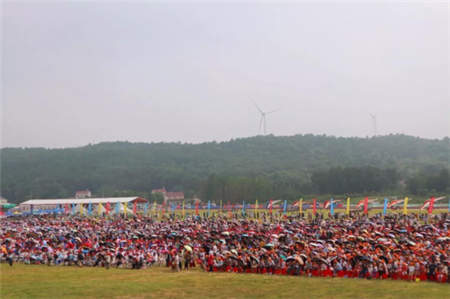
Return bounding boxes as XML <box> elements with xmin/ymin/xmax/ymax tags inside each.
<box><xmin>1</xmin><ymin>264</ymin><xmax>448</xmax><ymax>299</ymax></box>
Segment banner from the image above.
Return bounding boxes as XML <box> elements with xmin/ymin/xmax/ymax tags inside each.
<box><xmin>299</xmin><ymin>198</ymin><xmax>303</xmax><ymax>215</ymax></box>
<box><xmin>383</xmin><ymin>198</ymin><xmax>388</xmax><ymax>216</ymax></box>
<box><xmin>363</xmin><ymin>197</ymin><xmax>368</xmax><ymax>215</ymax></box>
<box><xmin>403</xmin><ymin>197</ymin><xmax>409</xmax><ymax>215</ymax></box>
<box><xmin>346</xmin><ymin>197</ymin><xmax>350</xmax><ymax>215</ymax></box>
<box><xmin>208</xmin><ymin>200</ymin><xmax>211</xmax><ymax>217</ymax></box>
<box><xmin>330</xmin><ymin>198</ymin><xmax>334</xmax><ymax>216</ymax></box>
<box><xmin>313</xmin><ymin>199</ymin><xmax>317</xmax><ymax>215</ymax></box>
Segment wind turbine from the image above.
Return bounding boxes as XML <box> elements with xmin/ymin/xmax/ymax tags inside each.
<box><xmin>254</xmin><ymin>102</ymin><xmax>279</xmax><ymax>135</ymax></box>
<box><xmin>369</xmin><ymin>113</ymin><xmax>377</xmax><ymax>136</ymax></box>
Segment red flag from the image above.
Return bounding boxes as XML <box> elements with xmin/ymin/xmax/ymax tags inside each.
<box><xmin>363</xmin><ymin>197</ymin><xmax>368</xmax><ymax>214</ymax></box>
<box><xmin>355</xmin><ymin>199</ymin><xmax>365</xmax><ymax>208</ymax></box>
<box><xmin>106</xmin><ymin>202</ymin><xmax>111</xmax><ymax>215</ymax></box>
<box><xmin>269</xmin><ymin>199</ymin><xmax>273</xmax><ymax>214</ymax></box>
<box><xmin>133</xmin><ymin>201</ymin><xmax>137</xmax><ymax>214</ymax></box>
<box><xmin>64</xmin><ymin>204</ymin><xmax>70</xmax><ymax>214</ymax></box>
<box><xmin>195</xmin><ymin>200</ymin><xmax>199</xmax><ymax>215</ymax></box>
<box><xmin>313</xmin><ymin>199</ymin><xmax>317</xmax><ymax>215</ymax></box>
<box><xmin>323</xmin><ymin>200</ymin><xmax>330</xmax><ymax>209</ymax></box>
<box><xmin>423</xmin><ymin>196</ymin><xmax>445</xmax><ymax>213</ymax></box>
<box><xmin>428</xmin><ymin>197</ymin><xmax>435</xmax><ymax>214</ymax></box>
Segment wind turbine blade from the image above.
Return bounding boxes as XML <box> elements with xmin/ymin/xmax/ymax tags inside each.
<box><xmin>252</xmin><ymin>100</ymin><xmax>264</xmax><ymax>114</ymax></box>
<box><xmin>266</xmin><ymin>109</ymin><xmax>280</xmax><ymax>114</ymax></box>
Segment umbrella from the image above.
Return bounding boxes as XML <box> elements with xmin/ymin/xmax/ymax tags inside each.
<box><xmin>263</xmin><ymin>243</ymin><xmax>274</xmax><ymax>249</ymax></box>
<box><xmin>184</xmin><ymin>245</ymin><xmax>193</xmax><ymax>252</ymax></box>
<box><xmin>286</xmin><ymin>256</ymin><xmax>296</xmax><ymax>262</ymax></box>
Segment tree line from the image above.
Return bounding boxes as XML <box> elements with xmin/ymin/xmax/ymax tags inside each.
<box><xmin>1</xmin><ymin>134</ymin><xmax>448</xmax><ymax>204</ymax></box>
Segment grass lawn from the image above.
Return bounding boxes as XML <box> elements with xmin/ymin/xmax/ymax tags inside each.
<box><xmin>1</xmin><ymin>264</ymin><xmax>448</xmax><ymax>299</ymax></box>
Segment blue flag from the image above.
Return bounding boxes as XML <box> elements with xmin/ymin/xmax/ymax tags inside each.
<box><xmin>144</xmin><ymin>202</ymin><xmax>149</xmax><ymax>215</ymax></box>
<box><xmin>242</xmin><ymin>201</ymin><xmax>246</xmax><ymax>216</ymax></box>
<box><xmin>330</xmin><ymin>198</ymin><xmax>334</xmax><ymax>216</ymax></box>
<box><xmin>115</xmin><ymin>202</ymin><xmax>120</xmax><ymax>215</ymax></box>
<box><xmin>207</xmin><ymin>200</ymin><xmax>211</xmax><ymax>217</ymax></box>
<box><xmin>383</xmin><ymin>198</ymin><xmax>388</xmax><ymax>216</ymax></box>
<box><xmin>283</xmin><ymin>200</ymin><xmax>287</xmax><ymax>214</ymax></box>
<box><xmin>88</xmin><ymin>202</ymin><xmax>92</xmax><ymax>216</ymax></box>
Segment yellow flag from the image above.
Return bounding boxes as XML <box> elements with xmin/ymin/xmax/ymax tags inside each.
<box><xmin>79</xmin><ymin>204</ymin><xmax>84</xmax><ymax>216</ymax></box>
<box><xmin>403</xmin><ymin>197</ymin><xmax>409</xmax><ymax>215</ymax></box>
<box><xmin>182</xmin><ymin>200</ymin><xmax>185</xmax><ymax>218</ymax></box>
<box><xmin>123</xmin><ymin>202</ymin><xmax>127</xmax><ymax>215</ymax></box>
<box><xmin>346</xmin><ymin>197</ymin><xmax>350</xmax><ymax>215</ymax></box>
<box><xmin>299</xmin><ymin>198</ymin><xmax>303</xmax><ymax>215</ymax></box>
<box><xmin>98</xmin><ymin>203</ymin><xmax>103</xmax><ymax>215</ymax></box>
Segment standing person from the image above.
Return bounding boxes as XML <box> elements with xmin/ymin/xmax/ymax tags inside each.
<box><xmin>184</xmin><ymin>250</ymin><xmax>192</xmax><ymax>271</ymax></box>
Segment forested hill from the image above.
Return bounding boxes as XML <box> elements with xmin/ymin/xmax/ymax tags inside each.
<box><xmin>1</xmin><ymin>134</ymin><xmax>449</xmax><ymax>204</ymax></box>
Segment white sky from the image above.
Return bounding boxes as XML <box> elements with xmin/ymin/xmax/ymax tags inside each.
<box><xmin>2</xmin><ymin>1</ymin><xmax>449</xmax><ymax>148</ymax></box>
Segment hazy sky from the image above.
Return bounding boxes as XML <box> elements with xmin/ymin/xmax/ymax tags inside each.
<box><xmin>2</xmin><ymin>1</ymin><xmax>449</xmax><ymax>148</ymax></box>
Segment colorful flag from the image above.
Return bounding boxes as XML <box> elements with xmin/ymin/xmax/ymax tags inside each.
<box><xmin>346</xmin><ymin>197</ymin><xmax>350</xmax><ymax>215</ymax></box>
<box><xmin>299</xmin><ymin>198</ymin><xmax>303</xmax><ymax>215</ymax></box>
<box><xmin>313</xmin><ymin>198</ymin><xmax>317</xmax><ymax>215</ymax></box>
<box><xmin>144</xmin><ymin>201</ymin><xmax>149</xmax><ymax>215</ymax></box>
<box><xmin>355</xmin><ymin>199</ymin><xmax>365</xmax><ymax>208</ymax></box>
<box><xmin>383</xmin><ymin>198</ymin><xmax>388</xmax><ymax>216</ymax></box>
<box><xmin>403</xmin><ymin>197</ymin><xmax>409</xmax><ymax>215</ymax></box>
<box><xmin>195</xmin><ymin>200</ymin><xmax>199</xmax><ymax>216</ymax></box>
<box><xmin>330</xmin><ymin>198</ymin><xmax>334</xmax><ymax>216</ymax></box>
<box><xmin>363</xmin><ymin>197</ymin><xmax>368</xmax><ymax>215</ymax></box>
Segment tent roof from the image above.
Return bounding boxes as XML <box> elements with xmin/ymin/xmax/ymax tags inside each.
<box><xmin>20</xmin><ymin>197</ymin><xmax>147</xmax><ymax>205</ymax></box>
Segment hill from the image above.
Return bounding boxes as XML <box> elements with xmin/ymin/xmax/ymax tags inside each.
<box><xmin>1</xmin><ymin>134</ymin><xmax>449</xmax><ymax>203</ymax></box>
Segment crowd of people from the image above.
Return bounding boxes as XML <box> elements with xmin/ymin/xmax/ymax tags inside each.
<box><xmin>1</xmin><ymin>212</ymin><xmax>448</xmax><ymax>283</ymax></box>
